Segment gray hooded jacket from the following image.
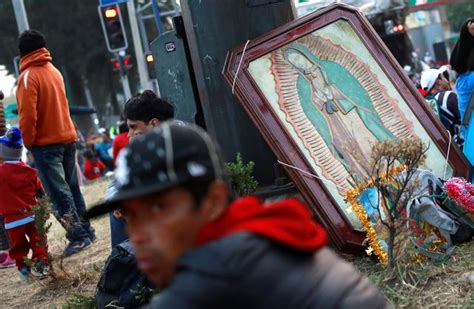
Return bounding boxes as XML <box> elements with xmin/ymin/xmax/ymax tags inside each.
<box><xmin>147</xmin><ymin>232</ymin><xmax>388</xmax><ymax>308</ymax></box>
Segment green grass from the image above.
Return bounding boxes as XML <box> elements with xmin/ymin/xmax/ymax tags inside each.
<box><xmin>62</xmin><ymin>294</ymin><xmax>96</xmax><ymax>309</ymax></box>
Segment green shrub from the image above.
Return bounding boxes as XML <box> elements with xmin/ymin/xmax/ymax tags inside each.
<box><xmin>225</xmin><ymin>153</ymin><xmax>258</xmax><ymax>197</ymax></box>
<box><xmin>34</xmin><ymin>197</ymin><xmax>53</xmax><ymax>241</ymax></box>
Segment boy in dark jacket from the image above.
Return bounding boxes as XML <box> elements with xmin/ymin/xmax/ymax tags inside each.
<box><xmin>86</xmin><ymin>122</ymin><xmax>388</xmax><ymax>308</ymax></box>
<box><xmin>0</xmin><ymin>128</ymin><xmax>49</xmax><ymax>281</ymax></box>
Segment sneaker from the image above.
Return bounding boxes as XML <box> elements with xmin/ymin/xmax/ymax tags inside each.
<box><xmin>86</xmin><ymin>226</ymin><xmax>96</xmax><ymax>242</ymax></box>
<box><xmin>0</xmin><ymin>251</ymin><xmax>8</xmax><ymax>262</ymax></box>
<box><xmin>19</xmin><ymin>266</ymin><xmax>30</xmax><ymax>281</ymax></box>
<box><xmin>63</xmin><ymin>238</ymin><xmax>92</xmax><ymax>257</ymax></box>
<box><xmin>0</xmin><ymin>255</ymin><xmax>16</xmax><ymax>269</ymax></box>
<box><xmin>31</xmin><ymin>261</ymin><xmax>50</xmax><ymax>278</ymax></box>
<box><xmin>88</xmin><ymin>232</ymin><xmax>97</xmax><ymax>243</ymax></box>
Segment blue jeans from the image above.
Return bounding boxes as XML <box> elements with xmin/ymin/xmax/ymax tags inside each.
<box><xmin>106</xmin><ymin>180</ymin><xmax>127</xmax><ymax>248</ymax></box>
<box><xmin>109</xmin><ymin>213</ymin><xmax>127</xmax><ymax>248</ymax></box>
<box><xmin>32</xmin><ymin>143</ymin><xmax>94</xmax><ymax>242</ymax></box>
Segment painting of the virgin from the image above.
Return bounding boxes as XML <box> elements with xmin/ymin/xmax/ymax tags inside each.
<box><xmin>224</xmin><ymin>4</ymin><xmax>469</xmax><ymax>249</ymax></box>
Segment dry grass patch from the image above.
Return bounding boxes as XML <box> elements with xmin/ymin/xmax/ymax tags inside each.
<box><xmin>346</xmin><ymin>240</ymin><xmax>474</xmax><ymax>308</ymax></box>
<box><xmin>1</xmin><ymin>177</ymin><xmax>472</xmax><ymax>308</ymax></box>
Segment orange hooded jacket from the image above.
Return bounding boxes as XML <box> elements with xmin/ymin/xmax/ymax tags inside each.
<box><xmin>16</xmin><ymin>48</ymin><xmax>76</xmax><ymax>148</ymax></box>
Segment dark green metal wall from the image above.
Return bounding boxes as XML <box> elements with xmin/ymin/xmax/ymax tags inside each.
<box><xmin>154</xmin><ymin>0</ymin><xmax>295</xmax><ymax>185</ymax></box>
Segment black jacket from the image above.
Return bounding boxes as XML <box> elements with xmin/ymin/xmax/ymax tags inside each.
<box><xmin>147</xmin><ymin>233</ymin><xmax>388</xmax><ymax>308</ymax></box>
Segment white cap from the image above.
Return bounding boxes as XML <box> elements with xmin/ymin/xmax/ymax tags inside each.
<box><xmin>420</xmin><ymin>68</ymin><xmax>444</xmax><ymax>91</ymax></box>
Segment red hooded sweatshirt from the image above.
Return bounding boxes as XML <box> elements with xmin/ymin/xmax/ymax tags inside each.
<box><xmin>195</xmin><ymin>196</ymin><xmax>327</xmax><ymax>252</ymax></box>
<box><xmin>0</xmin><ymin>161</ymin><xmax>43</xmax><ymax>224</ymax></box>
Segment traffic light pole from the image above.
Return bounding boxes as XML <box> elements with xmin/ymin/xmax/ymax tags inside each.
<box><xmin>117</xmin><ymin>52</ymin><xmax>132</xmax><ymax>101</ymax></box>
<box><xmin>126</xmin><ymin>1</ymin><xmax>151</xmax><ymax>92</ymax></box>
<box><xmin>12</xmin><ymin>0</ymin><xmax>29</xmax><ymax>34</ymax></box>
<box><xmin>120</xmin><ymin>73</ymin><xmax>132</xmax><ymax>101</ymax></box>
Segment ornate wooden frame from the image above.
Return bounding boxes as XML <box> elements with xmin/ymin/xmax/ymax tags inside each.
<box><xmin>223</xmin><ymin>3</ymin><xmax>470</xmax><ymax>252</ymax></box>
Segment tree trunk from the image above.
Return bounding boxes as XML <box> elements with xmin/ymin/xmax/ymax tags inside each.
<box><xmin>387</xmin><ymin>226</ymin><xmax>396</xmax><ymax>273</ymax></box>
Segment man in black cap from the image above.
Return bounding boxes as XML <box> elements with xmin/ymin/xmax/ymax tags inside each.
<box><xmin>107</xmin><ymin>90</ymin><xmax>175</xmax><ymax>248</ymax></box>
<box><xmin>86</xmin><ymin>121</ymin><xmax>388</xmax><ymax>308</ymax></box>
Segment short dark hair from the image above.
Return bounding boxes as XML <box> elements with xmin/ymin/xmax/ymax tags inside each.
<box><xmin>118</xmin><ymin>121</ymin><xmax>129</xmax><ymax>134</ymax></box>
<box><xmin>123</xmin><ymin>90</ymin><xmax>174</xmax><ymax>123</ymax></box>
<box><xmin>83</xmin><ymin>149</ymin><xmax>95</xmax><ymax>160</ymax></box>
<box><xmin>18</xmin><ymin>30</ymin><xmax>47</xmax><ymax>57</ymax></box>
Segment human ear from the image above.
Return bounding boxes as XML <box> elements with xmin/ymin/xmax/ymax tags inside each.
<box><xmin>149</xmin><ymin>118</ymin><xmax>160</xmax><ymax>128</ymax></box>
<box><xmin>200</xmin><ymin>180</ymin><xmax>229</xmax><ymax>221</ymax></box>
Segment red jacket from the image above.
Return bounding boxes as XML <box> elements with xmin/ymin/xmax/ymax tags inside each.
<box><xmin>0</xmin><ymin>161</ymin><xmax>43</xmax><ymax>224</ymax></box>
<box><xmin>84</xmin><ymin>159</ymin><xmax>106</xmax><ymax>180</ymax></box>
<box><xmin>112</xmin><ymin>132</ymin><xmax>129</xmax><ymax>166</ymax></box>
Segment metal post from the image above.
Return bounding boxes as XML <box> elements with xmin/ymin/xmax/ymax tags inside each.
<box><xmin>117</xmin><ymin>51</ymin><xmax>132</xmax><ymax>100</ymax></box>
<box><xmin>12</xmin><ymin>0</ymin><xmax>29</xmax><ymax>34</ymax></box>
<box><xmin>13</xmin><ymin>56</ymin><xmax>20</xmax><ymax>78</ymax></box>
<box><xmin>127</xmin><ymin>0</ymin><xmax>149</xmax><ymax>91</ymax></box>
<box><xmin>151</xmin><ymin>0</ymin><xmax>165</xmax><ymax>34</ymax></box>
<box><xmin>152</xmin><ymin>79</ymin><xmax>160</xmax><ymax>97</ymax></box>
<box><xmin>170</xmin><ymin>0</ymin><xmax>180</xmax><ymax>15</ymax></box>
<box><xmin>120</xmin><ymin>73</ymin><xmax>132</xmax><ymax>101</ymax></box>
<box><xmin>137</xmin><ymin>7</ymin><xmax>150</xmax><ymax>52</ymax></box>
<box><xmin>84</xmin><ymin>78</ymin><xmax>100</xmax><ymax>131</ymax></box>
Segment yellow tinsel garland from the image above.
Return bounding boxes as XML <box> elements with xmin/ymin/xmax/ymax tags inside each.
<box><xmin>344</xmin><ymin>165</ymin><xmax>406</xmax><ymax>264</ymax></box>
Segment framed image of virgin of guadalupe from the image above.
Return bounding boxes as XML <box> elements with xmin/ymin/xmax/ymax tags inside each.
<box><xmin>223</xmin><ymin>3</ymin><xmax>470</xmax><ymax>252</ymax></box>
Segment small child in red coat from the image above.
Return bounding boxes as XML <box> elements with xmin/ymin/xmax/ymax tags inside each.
<box><xmin>0</xmin><ymin>128</ymin><xmax>49</xmax><ymax>281</ymax></box>
<box><xmin>83</xmin><ymin>149</ymin><xmax>106</xmax><ymax>181</ymax></box>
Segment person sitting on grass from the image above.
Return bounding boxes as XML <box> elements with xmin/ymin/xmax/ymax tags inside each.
<box><xmin>83</xmin><ymin>149</ymin><xmax>106</xmax><ymax>181</ymax></box>
<box><xmin>0</xmin><ymin>128</ymin><xmax>49</xmax><ymax>281</ymax></box>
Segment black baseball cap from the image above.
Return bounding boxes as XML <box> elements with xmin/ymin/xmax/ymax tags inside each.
<box><xmin>85</xmin><ymin>121</ymin><xmax>225</xmax><ymax>218</ymax></box>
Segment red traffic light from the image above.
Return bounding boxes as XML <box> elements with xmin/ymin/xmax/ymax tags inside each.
<box><xmin>110</xmin><ymin>58</ymin><xmax>120</xmax><ymax>70</ymax></box>
<box><xmin>104</xmin><ymin>7</ymin><xmax>118</xmax><ymax>19</ymax></box>
<box><xmin>123</xmin><ymin>55</ymin><xmax>131</xmax><ymax>66</ymax></box>
<box><xmin>110</xmin><ymin>55</ymin><xmax>132</xmax><ymax>74</ymax></box>
<box><xmin>99</xmin><ymin>4</ymin><xmax>127</xmax><ymax>52</ymax></box>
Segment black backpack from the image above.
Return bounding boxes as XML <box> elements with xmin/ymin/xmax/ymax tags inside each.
<box><xmin>96</xmin><ymin>240</ymin><xmax>156</xmax><ymax>308</ymax></box>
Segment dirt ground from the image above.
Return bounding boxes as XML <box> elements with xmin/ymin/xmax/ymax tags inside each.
<box><xmin>0</xmin><ymin>178</ymin><xmax>111</xmax><ymax>308</ymax></box>
<box><xmin>0</xmin><ymin>178</ymin><xmax>473</xmax><ymax>308</ymax></box>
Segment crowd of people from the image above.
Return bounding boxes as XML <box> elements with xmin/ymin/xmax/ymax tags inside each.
<box><xmin>0</xmin><ymin>16</ymin><xmax>472</xmax><ymax>308</ymax></box>
<box><xmin>414</xmin><ymin>18</ymin><xmax>474</xmax><ymax>161</ymax></box>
